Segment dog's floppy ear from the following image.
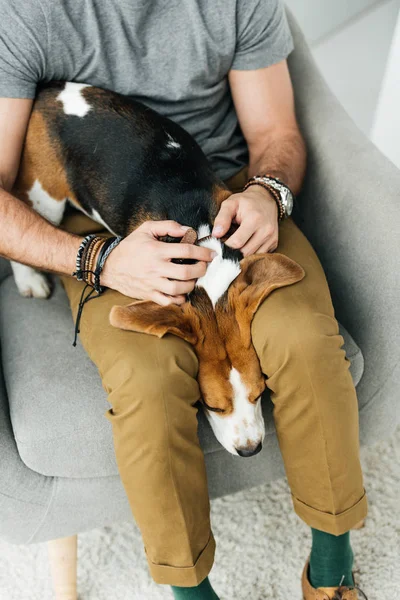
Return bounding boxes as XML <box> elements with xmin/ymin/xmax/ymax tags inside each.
<box><xmin>228</xmin><ymin>253</ymin><xmax>305</xmax><ymax>342</ymax></box>
<box><xmin>109</xmin><ymin>300</ymin><xmax>198</xmax><ymax>345</ymax></box>
<box><xmin>235</xmin><ymin>253</ymin><xmax>305</xmax><ymax>314</ymax></box>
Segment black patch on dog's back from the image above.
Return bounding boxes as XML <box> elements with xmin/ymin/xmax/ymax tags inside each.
<box><xmin>34</xmin><ymin>82</ymin><xmax>221</xmax><ymax>237</ymax></box>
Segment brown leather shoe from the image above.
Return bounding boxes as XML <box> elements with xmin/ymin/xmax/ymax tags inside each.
<box><xmin>301</xmin><ymin>557</ymin><xmax>368</xmax><ymax>599</ymax></box>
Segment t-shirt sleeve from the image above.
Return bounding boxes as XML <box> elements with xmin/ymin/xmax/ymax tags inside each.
<box><xmin>231</xmin><ymin>0</ymin><xmax>294</xmax><ymax>70</ymax></box>
<box><xmin>0</xmin><ymin>0</ymin><xmax>48</xmax><ymax>98</ymax></box>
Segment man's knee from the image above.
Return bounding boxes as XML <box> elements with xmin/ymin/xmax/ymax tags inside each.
<box><xmin>253</xmin><ymin>304</ymin><xmax>344</xmax><ymax>376</ymax></box>
<box><xmin>102</xmin><ymin>333</ymin><xmax>200</xmax><ymax>413</ymax></box>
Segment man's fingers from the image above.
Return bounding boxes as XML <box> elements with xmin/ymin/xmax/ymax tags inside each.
<box><xmin>256</xmin><ymin>243</ymin><xmax>271</xmax><ymax>254</ymax></box>
<box><xmin>256</xmin><ymin>240</ymin><xmax>278</xmax><ymax>254</ymax></box>
<box><xmin>165</xmin><ymin>261</ymin><xmax>207</xmax><ymax>281</ymax></box>
<box><xmin>150</xmin><ymin>291</ymin><xmax>187</xmax><ymax>306</ymax></box>
<box><xmin>240</xmin><ymin>230</ymin><xmax>266</xmax><ymax>256</ymax></box>
<box><xmin>157</xmin><ymin>277</ymin><xmax>195</xmax><ymax>296</ymax></box>
<box><xmin>224</xmin><ymin>220</ymin><xmax>256</xmax><ymax>249</ymax></box>
<box><xmin>141</xmin><ymin>220</ymin><xmax>190</xmax><ymax>239</ymax></box>
<box><xmin>212</xmin><ymin>200</ymin><xmax>236</xmax><ymax>237</ymax></box>
<box><xmin>161</xmin><ymin>242</ymin><xmax>216</xmax><ymax>262</ymax></box>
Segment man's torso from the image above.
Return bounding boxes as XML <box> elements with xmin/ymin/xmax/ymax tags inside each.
<box><xmin>0</xmin><ymin>0</ymin><xmax>293</xmax><ymax>180</ymax></box>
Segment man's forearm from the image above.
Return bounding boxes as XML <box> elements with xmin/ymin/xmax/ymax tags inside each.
<box><xmin>0</xmin><ymin>186</ymin><xmax>82</xmax><ymax>274</ymax></box>
<box><xmin>247</xmin><ymin>127</ymin><xmax>307</xmax><ymax>196</ymax></box>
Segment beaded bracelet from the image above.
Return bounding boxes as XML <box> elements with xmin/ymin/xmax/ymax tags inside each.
<box><xmin>74</xmin><ymin>234</ymin><xmax>97</xmax><ymax>281</ymax></box>
<box><xmin>87</xmin><ymin>237</ymin><xmax>105</xmax><ymax>286</ymax></box>
<box><xmin>73</xmin><ymin>235</ymin><xmax>104</xmax><ymax>284</ymax></box>
<box><xmin>72</xmin><ymin>234</ymin><xmax>122</xmax><ymax>346</ymax></box>
<box><xmin>242</xmin><ymin>179</ymin><xmax>284</xmax><ymax>221</ymax></box>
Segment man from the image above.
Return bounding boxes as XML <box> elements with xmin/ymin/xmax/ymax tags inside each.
<box><xmin>0</xmin><ymin>1</ymin><xmax>368</xmax><ymax>599</ymax></box>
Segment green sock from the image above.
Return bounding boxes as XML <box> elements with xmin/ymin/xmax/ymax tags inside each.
<box><xmin>171</xmin><ymin>577</ymin><xmax>219</xmax><ymax>600</ymax></box>
<box><xmin>309</xmin><ymin>528</ymin><xmax>354</xmax><ymax>588</ymax></box>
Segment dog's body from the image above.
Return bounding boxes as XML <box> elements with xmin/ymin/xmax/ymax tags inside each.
<box><xmin>14</xmin><ymin>81</ymin><xmax>230</xmax><ymax>240</ymax></box>
<box><xmin>13</xmin><ymin>81</ymin><xmax>304</xmax><ymax>456</ymax></box>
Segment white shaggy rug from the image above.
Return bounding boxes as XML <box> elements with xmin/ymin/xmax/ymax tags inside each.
<box><xmin>1</xmin><ymin>426</ymin><xmax>399</xmax><ymax>600</ymax></box>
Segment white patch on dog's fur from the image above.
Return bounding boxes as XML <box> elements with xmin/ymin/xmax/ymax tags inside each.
<box><xmin>57</xmin><ymin>82</ymin><xmax>92</xmax><ymax>117</ymax></box>
<box><xmin>197</xmin><ymin>223</ymin><xmax>211</xmax><ymax>239</ymax></box>
<box><xmin>11</xmin><ymin>262</ymin><xmax>51</xmax><ymax>299</ymax></box>
<box><xmin>229</xmin><ymin>367</ymin><xmax>249</xmax><ymax>409</ymax></box>
<box><xmin>196</xmin><ymin>237</ymin><xmax>241</xmax><ymax>307</ymax></box>
<box><xmin>28</xmin><ymin>180</ymin><xmax>66</xmax><ymax>225</ymax></box>
<box><xmin>12</xmin><ymin>181</ymin><xmax>62</xmax><ymax>299</ymax></box>
<box><xmin>91</xmin><ymin>209</ymin><xmax>117</xmax><ymax>236</ymax></box>
<box><xmin>205</xmin><ymin>367</ymin><xmax>265</xmax><ymax>455</ymax></box>
<box><xmin>166</xmin><ymin>132</ymin><xmax>180</xmax><ymax>149</ymax></box>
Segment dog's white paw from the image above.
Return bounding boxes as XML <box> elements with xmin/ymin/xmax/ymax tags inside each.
<box><xmin>18</xmin><ymin>273</ymin><xmax>51</xmax><ymax>298</ymax></box>
<box><xmin>11</xmin><ymin>263</ymin><xmax>51</xmax><ymax>299</ymax></box>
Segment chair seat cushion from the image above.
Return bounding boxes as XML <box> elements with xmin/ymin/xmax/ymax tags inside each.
<box><xmin>0</xmin><ymin>275</ymin><xmax>364</xmax><ymax>478</ymax></box>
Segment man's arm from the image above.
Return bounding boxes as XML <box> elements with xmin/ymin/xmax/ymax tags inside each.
<box><xmin>0</xmin><ymin>98</ymin><xmax>214</xmax><ymax>305</ymax></box>
<box><xmin>228</xmin><ymin>59</ymin><xmax>306</xmax><ymax>194</ymax></box>
<box><xmin>212</xmin><ymin>60</ymin><xmax>306</xmax><ymax>255</ymax></box>
<box><xmin>0</xmin><ymin>98</ymin><xmax>83</xmax><ymax>273</ymax></box>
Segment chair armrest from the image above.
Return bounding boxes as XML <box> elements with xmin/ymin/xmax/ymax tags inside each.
<box><xmin>286</xmin><ymin>8</ymin><xmax>400</xmax><ymax>442</ymax></box>
<box><xmin>0</xmin><ymin>344</ymin><xmax>53</xmax><ymax>543</ymax></box>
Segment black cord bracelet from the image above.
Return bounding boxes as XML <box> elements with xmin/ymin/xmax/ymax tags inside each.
<box><xmin>71</xmin><ymin>235</ymin><xmax>122</xmax><ymax>346</ymax></box>
<box><xmin>73</xmin><ymin>234</ymin><xmax>96</xmax><ymax>281</ymax></box>
<box><xmin>93</xmin><ymin>236</ymin><xmax>122</xmax><ymax>293</ymax></box>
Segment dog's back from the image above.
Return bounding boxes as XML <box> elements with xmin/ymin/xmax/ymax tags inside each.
<box><xmin>14</xmin><ymin>81</ymin><xmax>230</xmax><ymax>238</ymax></box>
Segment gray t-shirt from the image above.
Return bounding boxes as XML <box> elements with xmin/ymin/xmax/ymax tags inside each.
<box><xmin>0</xmin><ymin>0</ymin><xmax>293</xmax><ymax>180</ymax></box>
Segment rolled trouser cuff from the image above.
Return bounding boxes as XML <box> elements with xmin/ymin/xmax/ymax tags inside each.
<box><xmin>292</xmin><ymin>488</ymin><xmax>368</xmax><ymax>536</ymax></box>
<box><xmin>145</xmin><ymin>531</ymin><xmax>216</xmax><ymax>586</ymax></box>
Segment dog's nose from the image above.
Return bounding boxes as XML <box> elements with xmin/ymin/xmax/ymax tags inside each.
<box><xmin>236</xmin><ymin>441</ymin><xmax>262</xmax><ymax>457</ymax></box>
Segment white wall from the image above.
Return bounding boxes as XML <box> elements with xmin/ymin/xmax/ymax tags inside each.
<box><xmin>371</xmin><ymin>13</ymin><xmax>400</xmax><ymax>167</ymax></box>
<box><xmin>285</xmin><ymin>0</ymin><xmax>380</xmax><ymax>42</ymax></box>
<box><xmin>286</xmin><ymin>0</ymin><xmax>400</xmax><ymax>144</ymax></box>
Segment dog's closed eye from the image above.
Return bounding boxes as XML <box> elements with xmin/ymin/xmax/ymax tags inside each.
<box><xmin>203</xmin><ymin>402</ymin><xmax>225</xmax><ymax>414</ymax></box>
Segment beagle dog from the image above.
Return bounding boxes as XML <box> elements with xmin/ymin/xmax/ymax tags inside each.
<box><xmin>13</xmin><ymin>81</ymin><xmax>304</xmax><ymax>457</ymax></box>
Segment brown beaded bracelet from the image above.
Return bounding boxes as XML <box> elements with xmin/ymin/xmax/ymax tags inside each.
<box><xmin>80</xmin><ymin>236</ymin><xmax>100</xmax><ymax>279</ymax></box>
<box><xmin>82</xmin><ymin>237</ymin><xmax>101</xmax><ymax>280</ymax></box>
<box><xmin>87</xmin><ymin>238</ymin><xmax>105</xmax><ymax>285</ymax></box>
<box><xmin>242</xmin><ymin>179</ymin><xmax>284</xmax><ymax>221</ymax></box>
<box><xmin>80</xmin><ymin>235</ymin><xmax>105</xmax><ymax>285</ymax></box>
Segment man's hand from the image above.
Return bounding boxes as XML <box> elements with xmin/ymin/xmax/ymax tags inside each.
<box><xmin>212</xmin><ymin>186</ymin><xmax>279</xmax><ymax>255</ymax></box>
<box><xmin>101</xmin><ymin>220</ymin><xmax>216</xmax><ymax>305</ymax></box>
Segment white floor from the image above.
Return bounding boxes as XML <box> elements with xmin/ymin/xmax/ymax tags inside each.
<box><xmin>1</xmin><ymin>426</ymin><xmax>399</xmax><ymax>599</ymax></box>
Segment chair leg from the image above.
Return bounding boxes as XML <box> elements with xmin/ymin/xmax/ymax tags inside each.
<box><xmin>47</xmin><ymin>535</ymin><xmax>78</xmax><ymax>600</ymax></box>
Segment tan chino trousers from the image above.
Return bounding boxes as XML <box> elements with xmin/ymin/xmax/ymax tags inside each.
<box><xmin>60</xmin><ymin>166</ymin><xmax>368</xmax><ymax>587</ymax></box>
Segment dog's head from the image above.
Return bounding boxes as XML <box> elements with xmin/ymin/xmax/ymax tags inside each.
<box><xmin>110</xmin><ymin>233</ymin><xmax>304</xmax><ymax>456</ymax></box>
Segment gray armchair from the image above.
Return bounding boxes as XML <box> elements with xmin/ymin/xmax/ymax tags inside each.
<box><xmin>0</xmin><ymin>8</ymin><xmax>399</xmax><ymax>595</ymax></box>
